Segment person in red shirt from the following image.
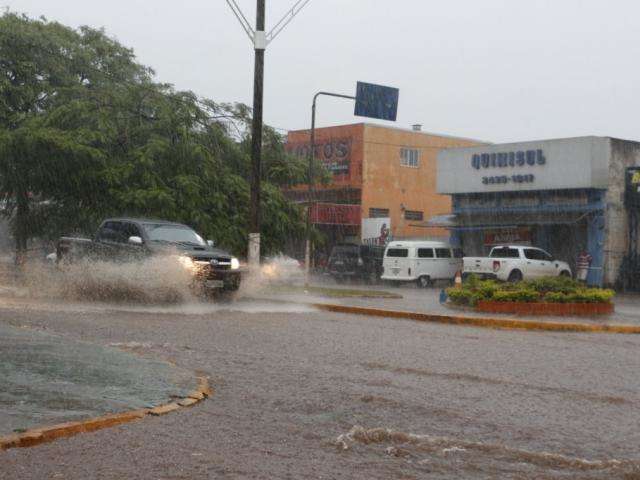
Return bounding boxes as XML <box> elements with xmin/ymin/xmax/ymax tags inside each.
<box><xmin>576</xmin><ymin>249</ymin><xmax>593</xmax><ymax>283</ymax></box>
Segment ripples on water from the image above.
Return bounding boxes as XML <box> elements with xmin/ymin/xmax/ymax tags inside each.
<box><xmin>333</xmin><ymin>426</ymin><xmax>640</xmax><ymax>478</ymax></box>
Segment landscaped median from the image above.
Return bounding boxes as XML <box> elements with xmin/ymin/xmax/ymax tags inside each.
<box><xmin>446</xmin><ymin>276</ymin><xmax>615</xmax><ymax>316</ymax></box>
<box><xmin>265</xmin><ymin>285</ymin><xmax>403</xmax><ymax>299</ymax></box>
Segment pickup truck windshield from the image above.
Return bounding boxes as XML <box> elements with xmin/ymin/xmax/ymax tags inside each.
<box><xmin>144</xmin><ymin>224</ymin><xmax>205</xmax><ymax>246</ymax></box>
<box><xmin>490</xmin><ymin>247</ymin><xmax>520</xmax><ymax>258</ymax></box>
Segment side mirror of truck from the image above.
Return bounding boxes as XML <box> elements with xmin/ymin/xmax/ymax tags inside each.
<box><xmin>128</xmin><ymin>236</ymin><xmax>143</xmax><ymax>245</ymax></box>
<box><xmin>207</xmin><ymin>240</ymin><xmax>215</xmax><ymax>247</ymax></box>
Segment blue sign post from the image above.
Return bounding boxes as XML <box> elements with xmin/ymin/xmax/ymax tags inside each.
<box><xmin>354</xmin><ymin>81</ymin><xmax>399</xmax><ymax>122</ymax></box>
<box><xmin>304</xmin><ymin>82</ymin><xmax>400</xmax><ymax>286</ymax></box>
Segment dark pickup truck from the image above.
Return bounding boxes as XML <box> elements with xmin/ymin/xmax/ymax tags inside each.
<box><xmin>56</xmin><ymin>218</ymin><xmax>242</xmax><ymax>294</ymax></box>
<box><xmin>327</xmin><ymin>243</ymin><xmax>385</xmax><ymax>284</ymax></box>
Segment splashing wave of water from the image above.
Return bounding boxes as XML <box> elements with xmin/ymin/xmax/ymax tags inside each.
<box><xmin>334</xmin><ymin>426</ymin><xmax>634</xmax><ymax>472</ymax></box>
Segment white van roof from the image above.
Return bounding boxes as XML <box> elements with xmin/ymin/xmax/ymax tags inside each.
<box><xmin>386</xmin><ymin>240</ymin><xmax>453</xmax><ymax>248</ymax></box>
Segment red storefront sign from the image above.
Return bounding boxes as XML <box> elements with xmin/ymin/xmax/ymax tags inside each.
<box><xmin>484</xmin><ymin>228</ymin><xmax>532</xmax><ymax>246</ymax></box>
<box><xmin>310</xmin><ymin>203</ymin><xmax>360</xmax><ymax>226</ymax></box>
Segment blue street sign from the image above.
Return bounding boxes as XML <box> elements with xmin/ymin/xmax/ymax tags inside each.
<box><xmin>354</xmin><ymin>81</ymin><xmax>399</xmax><ymax>122</ymax></box>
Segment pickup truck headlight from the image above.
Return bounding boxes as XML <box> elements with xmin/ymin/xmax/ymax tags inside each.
<box><xmin>231</xmin><ymin>257</ymin><xmax>240</xmax><ymax>270</ymax></box>
<box><xmin>178</xmin><ymin>255</ymin><xmax>198</xmax><ymax>274</ymax></box>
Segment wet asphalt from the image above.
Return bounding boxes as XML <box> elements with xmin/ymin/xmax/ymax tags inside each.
<box><xmin>1</xmin><ymin>297</ymin><xmax>640</xmax><ymax>479</ymax></box>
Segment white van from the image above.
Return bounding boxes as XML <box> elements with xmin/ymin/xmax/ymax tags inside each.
<box><xmin>381</xmin><ymin>240</ymin><xmax>463</xmax><ymax>287</ymax></box>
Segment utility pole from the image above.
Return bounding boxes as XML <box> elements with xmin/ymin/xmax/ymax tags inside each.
<box><xmin>248</xmin><ymin>0</ymin><xmax>265</xmax><ymax>268</ymax></box>
<box><xmin>225</xmin><ymin>0</ymin><xmax>313</xmax><ymax>268</ymax></box>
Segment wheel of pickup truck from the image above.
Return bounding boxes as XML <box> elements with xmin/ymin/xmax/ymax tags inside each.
<box><xmin>508</xmin><ymin>270</ymin><xmax>523</xmax><ymax>283</ymax></box>
<box><xmin>560</xmin><ymin>270</ymin><xmax>571</xmax><ymax>278</ymax></box>
<box><xmin>417</xmin><ymin>275</ymin><xmax>432</xmax><ymax>288</ymax></box>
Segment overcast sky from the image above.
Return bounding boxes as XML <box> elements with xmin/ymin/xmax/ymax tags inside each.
<box><xmin>7</xmin><ymin>0</ymin><xmax>640</xmax><ymax>143</ymax></box>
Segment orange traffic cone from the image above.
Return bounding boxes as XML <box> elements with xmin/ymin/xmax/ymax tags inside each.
<box><xmin>454</xmin><ymin>270</ymin><xmax>463</xmax><ymax>288</ymax></box>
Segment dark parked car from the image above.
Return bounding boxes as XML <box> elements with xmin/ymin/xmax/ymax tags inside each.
<box><xmin>56</xmin><ymin>218</ymin><xmax>242</xmax><ymax>294</ymax></box>
<box><xmin>327</xmin><ymin>243</ymin><xmax>385</xmax><ymax>284</ymax></box>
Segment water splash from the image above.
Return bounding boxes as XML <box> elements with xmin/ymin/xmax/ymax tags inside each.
<box><xmin>22</xmin><ymin>255</ymin><xmax>198</xmax><ymax>304</ymax></box>
<box><xmin>334</xmin><ymin>426</ymin><xmax>632</xmax><ymax>472</ymax></box>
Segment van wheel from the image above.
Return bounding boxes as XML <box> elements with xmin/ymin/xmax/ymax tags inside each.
<box><xmin>560</xmin><ymin>270</ymin><xmax>571</xmax><ymax>278</ymax></box>
<box><xmin>508</xmin><ymin>270</ymin><xmax>523</xmax><ymax>283</ymax></box>
<box><xmin>417</xmin><ymin>275</ymin><xmax>432</xmax><ymax>289</ymax></box>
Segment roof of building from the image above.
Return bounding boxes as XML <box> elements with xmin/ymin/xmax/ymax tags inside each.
<box><xmin>287</xmin><ymin>121</ymin><xmax>490</xmax><ymax>145</ymax></box>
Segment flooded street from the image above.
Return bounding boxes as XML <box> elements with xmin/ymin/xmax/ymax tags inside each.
<box><xmin>1</xmin><ymin>296</ymin><xmax>639</xmax><ymax>479</ymax></box>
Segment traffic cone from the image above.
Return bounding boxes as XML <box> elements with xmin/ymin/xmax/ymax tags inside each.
<box><xmin>454</xmin><ymin>270</ymin><xmax>463</xmax><ymax>288</ymax></box>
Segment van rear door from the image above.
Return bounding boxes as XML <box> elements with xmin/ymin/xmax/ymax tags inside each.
<box><xmin>384</xmin><ymin>247</ymin><xmax>411</xmax><ymax>279</ymax></box>
<box><xmin>434</xmin><ymin>247</ymin><xmax>455</xmax><ymax>279</ymax></box>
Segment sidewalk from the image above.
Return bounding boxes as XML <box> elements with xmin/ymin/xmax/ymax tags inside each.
<box><xmin>0</xmin><ymin>323</ymin><xmax>195</xmax><ymax>436</ymax></box>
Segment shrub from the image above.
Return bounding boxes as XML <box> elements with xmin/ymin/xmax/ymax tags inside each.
<box><xmin>446</xmin><ymin>288</ymin><xmax>480</xmax><ymax>307</ymax></box>
<box><xmin>447</xmin><ymin>276</ymin><xmax>615</xmax><ymax>307</ymax></box>
<box><xmin>477</xmin><ymin>280</ymin><xmax>500</xmax><ymax>300</ymax></box>
<box><xmin>543</xmin><ymin>291</ymin><xmax>568</xmax><ymax>303</ymax></box>
<box><xmin>526</xmin><ymin>276</ymin><xmax>581</xmax><ymax>294</ymax></box>
<box><xmin>463</xmin><ymin>273</ymin><xmax>480</xmax><ymax>289</ymax></box>
<box><xmin>492</xmin><ymin>289</ymin><xmax>539</xmax><ymax>303</ymax></box>
<box><xmin>544</xmin><ymin>288</ymin><xmax>615</xmax><ymax>304</ymax></box>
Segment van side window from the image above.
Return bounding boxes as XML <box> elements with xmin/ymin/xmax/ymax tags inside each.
<box><xmin>453</xmin><ymin>248</ymin><xmax>464</xmax><ymax>258</ymax></box>
<box><xmin>387</xmin><ymin>248</ymin><xmax>408</xmax><ymax>258</ymax></box>
<box><xmin>435</xmin><ymin>248</ymin><xmax>452</xmax><ymax>258</ymax></box>
<box><xmin>417</xmin><ymin>248</ymin><xmax>434</xmax><ymax>258</ymax></box>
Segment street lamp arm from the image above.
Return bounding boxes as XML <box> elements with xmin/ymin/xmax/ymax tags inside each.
<box><xmin>266</xmin><ymin>0</ymin><xmax>313</xmax><ymax>45</ymax></box>
<box><xmin>312</xmin><ymin>91</ymin><xmax>356</xmax><ymax>107</ymax></box>
<box><xmin>224</xmin><ymin>0</ymin><xmax>255</xmax><ymax>43</ymax></box>
<box><xmin>304</xmin><ymin>89</ymin><xmax>357</xmax><ymax>287</ymax></box>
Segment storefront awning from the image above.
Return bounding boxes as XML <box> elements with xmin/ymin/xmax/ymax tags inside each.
<box><xmin>421</xmin><ymin>210</ymin><xmax>599</xmax><ymax>230</ymax></box>
<box><xmin>421</xmin><ymin>214</ymin><xmax>459</xmax><ymax>228</ymax></box>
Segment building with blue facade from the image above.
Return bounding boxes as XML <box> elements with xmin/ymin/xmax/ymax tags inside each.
<box><xmin>436</xmin><ymin>137</ymin><xmax>640</xmax><ymax>287</ymax></box>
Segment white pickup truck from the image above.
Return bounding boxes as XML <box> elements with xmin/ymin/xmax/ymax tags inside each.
<box><xmin>463</xmin><ymin>245</ymin><xmax>572</xmax><ymax>282</ymax></box>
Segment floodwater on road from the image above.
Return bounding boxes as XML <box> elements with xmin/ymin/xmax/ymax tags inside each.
<box><xmin>0</xmin><ymin>322</ymin><xmax>195</xmax><ymax>435</ymax></box>
<box><xmin>1</xmin><ymin>294</ymin><xmax>640</xmax><ymax>479</ymax></box>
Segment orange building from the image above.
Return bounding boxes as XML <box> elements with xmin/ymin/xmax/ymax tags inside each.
<box><xmin>285</xmin><ymin>123</ymin><xmax>485</xmax><ymax>254</ymax></box>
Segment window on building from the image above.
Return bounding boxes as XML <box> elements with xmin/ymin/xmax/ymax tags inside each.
<box><xmin>369</xmin><ymin>208</ymin><xmax>390</xmax><ymax>218</ymax></box>
<box><xmin>404</xmin><ymin>210</ymin><xmax>423</xmax><ymax>221</ymax></box>
<box><xmin>400</xmin><ymin>147</ymin><xmax>420</xmax><ymax>168</ymax></box>
<box><xmin>418</xmin><ymin>248</ymin><xmax>434</xmax><ymax>258</ymax></box>
<box><xmin>435</xmin><ymin>248</ymin><xmax>452</xmax><ymax>259</ymax></box>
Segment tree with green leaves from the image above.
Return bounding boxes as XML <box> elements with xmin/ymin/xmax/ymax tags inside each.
<box><xmin>0</xmin><ymin>12</ymin><xmax>317</xmax><ymax>261</ymax></box>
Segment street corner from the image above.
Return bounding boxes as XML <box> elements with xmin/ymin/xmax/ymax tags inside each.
<box><xmin>0</xmin><ymin>323</ymin><xmax>211</xmax><ymax>451</ymax></box>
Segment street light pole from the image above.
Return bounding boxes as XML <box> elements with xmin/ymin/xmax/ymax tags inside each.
<box><xmin>224</xmin><ymin>0</ymin><xmax>313</xmax><ymax>268</ymax></box>
<box><xmin>248</xmin><ymin>0</ymin><xmax>266</xmax><ymax>268</ymax></box>
<box><xmin>305</xmin><ymin>91</ymin><xmax>355</xmax><ymax>287</ymax></box>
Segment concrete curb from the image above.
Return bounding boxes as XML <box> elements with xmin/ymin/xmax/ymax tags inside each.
<box><xmin>312</xmin><ymin>303</ymin><xmax>640</xmax><ymax>334</ymax></box>
<box><xmin>0</xmin><ymin>376</ymin><xmax>212</xmax><ymax>451</ymax></box>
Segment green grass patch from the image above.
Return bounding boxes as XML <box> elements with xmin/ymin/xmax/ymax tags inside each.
<box><xmin>267</xmin><ymin>285</ymin><xmax>403</xmax><ymax>299</ymax></box>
